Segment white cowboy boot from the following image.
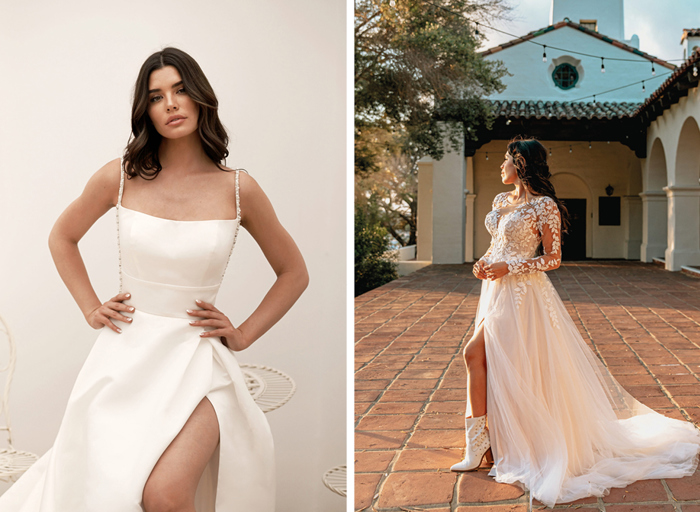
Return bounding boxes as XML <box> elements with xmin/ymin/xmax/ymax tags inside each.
<box><xmin>450</xmin><ymin>414</ymin><xmax>492</xmax><ymax>471</ymax></box>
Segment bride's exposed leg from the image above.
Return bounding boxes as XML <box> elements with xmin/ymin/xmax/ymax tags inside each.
<box><xmin>142</xmin><ymin>397</ymin><xmax>220</xmax><ymax>512</ymax></box>
<box><xmin>451</xmin><ymin>319</ymin><xmax>493</xmax><ymax>471</ymax></box>
<box><xmin>463</xmin><ymin>320</ymin><xmax>487</xmax><ymax>418</ymax></box>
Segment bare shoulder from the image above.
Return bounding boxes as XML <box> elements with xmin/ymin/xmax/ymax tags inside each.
<box><xmin>84</xmin><ymin>157</ymin><xmax>123</xmax><ymax>207</ymax></box>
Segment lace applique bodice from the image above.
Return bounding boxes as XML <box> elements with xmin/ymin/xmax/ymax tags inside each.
<box><xmin>482</xmin><ymin>191</ymin><xmax>562</xmax><ymax>275</ymax></box>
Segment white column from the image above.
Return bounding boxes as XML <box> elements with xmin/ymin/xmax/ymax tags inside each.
<box><xmin>417</xmin><ymin>162</ymin><xmax>433</xmax><ymax>262</ymax></box>
<box><xmin>664</xmin><ymin>186</ymin><xmax>700</xmax><ymax>271</ymax></box>
<box><xmin>464</xmin><ymin>156</ymin><xmax>476</xmax><ymax>263</ymax></box>
<box><xmin>622</xmin><ymin>195</ymin><xmax>642</xmax><ymax>260</ymax></box>
<box><xmin>431</xmin><ymin>137</ymin><xmax>466</xmax><ymax>264</ymax></box>
<box><xmin>639</xmin><ymin>191</ymin><xmax>667</xmax><ymax>262</ymax></box>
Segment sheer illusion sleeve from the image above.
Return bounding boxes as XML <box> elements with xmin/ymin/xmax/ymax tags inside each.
<box><xmin>506</xmin><ymin>196</ymin><xmax>562</xmax><ymax>275</ymax></box>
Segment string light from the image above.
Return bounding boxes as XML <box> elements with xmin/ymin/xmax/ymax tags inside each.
<box><xmin>569</xmin><ymin>145</ymin><xmax>573</xmax><ymax>153</ymax></box>
<box><xmin>474</xmin><ymin>21</ymin><xmax>479</xmax><ymax>36</ymax></box>
<box><xmin>549</xmin><ymin>148</ymin><xmax>552</xmax><ymax>156</ymax></box>
<box><xmin>426</xmin><ymin>2</ymin><xmax>688</xmax><ymax>70</ymax></box>
<box><xmin>601</xmin><ymin>57</ymin><xmax>605</xmax><ymax>73</ymax></box>
<box><xmin>652</xmin><ymin>62</ymin><xmax>656</xmax><ymax>76</ymax></box>
<box><xmin>542</xmin><ymin>45</ymin><xmax>547</xmax><ymax>62</ymax></box>
<box><xmin>593</xmin><ymin>94</ymin><xmax>596</xmax><ymax>102</ymax></box>
<box><xmin>642</xmin><ymin>80</ymin><xmax>645</xmax><ymax>92</ymax></box>
<box><xmin>589</xmin><ymin>141</ymin><xmax>592</xmax><ymax>149</ymax></box>
<box><xmin>485</xmin><ymin>152</ymin><xmax>489</xmax><ymax>160</ymax></box>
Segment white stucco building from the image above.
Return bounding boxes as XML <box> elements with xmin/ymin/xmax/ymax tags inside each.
<box><xmin>417</xmin><ymin>0</ymin><xmax>700</xmax><ymax>272</ymax></box>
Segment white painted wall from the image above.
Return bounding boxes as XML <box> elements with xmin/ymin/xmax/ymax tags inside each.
<box><xmin>0</xmin><ymin>1</ymin><xmax>346</xmax><ymax>510</ymax></box>
<box><xmin>483</xmin><ymin>26</ymin><xmax>663</xmax><ymax>102</ymax></box>
<box><xmin>472</xmin><ymin>140</ymin><xmax>640</xmax><ymax>259</ymax></box>
<box><xmin>644</xmin><ymin>89</ymin><xmax>700</xmax><ymax>269</ymax></box>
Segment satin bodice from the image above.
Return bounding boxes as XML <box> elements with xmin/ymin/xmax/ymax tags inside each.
<box><xmin>116</xmin><ymin>168</ymin><xmax>242</xmax><ymax>319</ymax></box>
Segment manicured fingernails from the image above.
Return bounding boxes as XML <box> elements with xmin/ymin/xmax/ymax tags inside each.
<box><xmin>129</xmin><ymin>307</ymin><xmax>135</xmax><ymax>312</ymax></box>
<box><xmin>186</xmin><ymin>309</ymin><xmax>193</xmax><ymax>314</ymax></box>
<box><xmin>195</xmin><ymin>299</ymin><xmax>202</xmax><ymax>304</ymax></box>
<box><xmin>199</xmin><ymin>332</ymin><xmax>205</xmax><ymax>337</ymax></box>
<box><xmin>117</xmin><ymin>328</ymin><xmax>122</xmax><ymax>333</ymax></box>
<box><xmin>125</xmin><ymin>293</ymin><xmax>131</xmax><ymax>298</ymax></box>
<box><xmin>126</xmin><ymin>318</ymin><xmax>132</xmax><ymax>322</ymax></box>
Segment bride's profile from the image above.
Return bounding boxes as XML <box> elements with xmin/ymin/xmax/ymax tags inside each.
<box><xmin>0</xmin><ymin>47</ymin><xmax>308</xmax><ymax>511</ymax></box>
<box><xmin>450</xmin><ymin>136</ymin><xmax>700</xmax><ymax>507</ymax></box>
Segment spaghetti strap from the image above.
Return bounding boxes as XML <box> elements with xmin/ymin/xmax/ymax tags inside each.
<box><xmin>117</xmin><ymin>159</ymin><xmax>125</xmax><ymax>208</ymax></box>
<box><xmin>235</xmin><ymin>169</ymin><xmax>241</xmax><ymax>221</ymax></box>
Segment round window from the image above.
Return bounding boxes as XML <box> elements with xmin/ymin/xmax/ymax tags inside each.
<box><xmin>552</xmin><ymin>63</ymin><xmax>579</xmax><ymax>90</ymax></box>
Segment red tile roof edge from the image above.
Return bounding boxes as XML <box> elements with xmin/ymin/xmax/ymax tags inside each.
<box><xmin>480</xmin><ymin>20</ymin><xmax>675</xmax><ymax>70</ymax></box>
<box><xmin>632</xmin><ymin>48</ymin><xmax>700</xmax><ymax>117</ymax></box>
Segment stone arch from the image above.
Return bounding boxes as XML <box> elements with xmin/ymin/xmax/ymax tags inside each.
<box><xmin>640</xmin><ymin>138</ymin><xmax>669</xmax><ymax>262</ymax></box>
<box><xmin>647</xmin><ymin>137</ymin><xmax>668</xmax><ymax>191</ymax></box>
<box><xmin>674</xmin><ymin>116</ymin><xmax>700</xmax><ymax>186</ymax></box>
<box><xmin>551</xmin><ymin>172</ymin><xmax>592</xmax><ymax>259</ymax></box>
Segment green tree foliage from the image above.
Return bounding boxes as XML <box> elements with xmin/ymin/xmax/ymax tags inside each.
<box><xmin>355</xmin><ymin>204</ymin><xmax>399</xmax><ymax>296</ymax></box>
<box><xmin>355</xmin><ymin>0</ymin><xmax>509</xmax><ymax>176</ymax></box>
<box><xmin>356</xmin><ymin>128</ymin><xmax>417</xmax><ymax>247</ymax></box>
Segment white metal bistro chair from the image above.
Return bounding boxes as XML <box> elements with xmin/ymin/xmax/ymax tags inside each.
<box><xmin>0</xmin><ymin>314</ymin><xmax>38</xmax><ymax>482</ymax></box>
<box><xmin>239</xmin><ymin>364</ymin><xmax>296</xmax><ymax>413</ymax></box>
<box><xmin>322</xmin><ymin>465</ymin><xmax>346</xmax><ymax>498</ymax></box>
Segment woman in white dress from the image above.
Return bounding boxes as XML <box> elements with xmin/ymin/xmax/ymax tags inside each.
<box><xmin>0</xmin><ymin>47</ymin><xmax>308</xmax><ymax>512</ymax></box>
<box><xmin>449</xmin><ymin>136</ymin><xmax>700</xmax><ymax>507</ymax></box>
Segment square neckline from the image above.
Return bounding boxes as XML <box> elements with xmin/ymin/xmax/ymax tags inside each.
<box><xmin>117</xmin><ymin>159</ymin><xmax>241</xmax><ymax>223</ymax></box>
<box><xmin>117</xmin><ymin>203</ymin><xmax>239</xmax><ymax>223</ymax></box>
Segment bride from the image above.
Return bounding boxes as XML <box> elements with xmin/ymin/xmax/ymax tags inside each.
<box><xmin>449</xmin><ymin>136</ymin><xmax>700</xmax><ymax>507</ymax></box>
<box><xmin>0</xmin><ymin>47</ymin><xmax>308</xmax><ymax>511</ymax></box>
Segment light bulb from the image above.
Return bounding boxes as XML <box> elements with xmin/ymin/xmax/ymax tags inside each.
<box><xmin>601</xmin><ymin>57</ymin><xmax>605</xmax><ymax>73</ymax></box>
<box><xmin>542</xmin><ymin>45</ymin><xmax>547</xmax><ymax>62</ymax></box>
<box><xmin>652</xmin><ymin>62</ymin><xmax>656</xmax><ymax>76</ymax></box>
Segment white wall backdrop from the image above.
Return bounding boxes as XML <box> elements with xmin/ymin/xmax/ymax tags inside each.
<box><xmin>0</xmin><ymin>1</ymin><xmax>346</xmax><ymax>510</ymax></box>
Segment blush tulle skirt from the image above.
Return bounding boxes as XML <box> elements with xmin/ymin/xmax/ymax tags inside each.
<box><xmin>471</xmin><ymin>271</ymin><xmax>700</xmax><ymax>507</ymax></box>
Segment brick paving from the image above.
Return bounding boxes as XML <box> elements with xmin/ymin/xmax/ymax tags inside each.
<box><xmin>355</xmin><ymin>261</ymin><xmax>700</xmax><ymax>511</ymax></box>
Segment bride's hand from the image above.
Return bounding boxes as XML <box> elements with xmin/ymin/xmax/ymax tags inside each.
<box><xmin>472</xmin><ymin>260</ymin><xmax>488</xmax><ymax>280</ymax></box>
<box><xmin>187</xmin><ymin>300</ymin><xmax>251</xmax><ymax>351</ymax></box>
<box><xmin>482</xmin><ymin>261</ymin><xmax>510</xmax><ymax>280</ymax></box>
<box><xmin>85</xmin><ymin>292</ymin><xmax>135</xmax><ymax>333</ymax></box>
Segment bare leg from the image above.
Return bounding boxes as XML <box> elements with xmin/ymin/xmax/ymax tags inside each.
<box><xmin>463</xmin><ymin>320</ymin><xmax>487</xmax><ymax>418</ymax></box>
<box><xmin>142</xmin><ymin>397</ymin><xmax>220</xmax><ymax>512</ymax></box>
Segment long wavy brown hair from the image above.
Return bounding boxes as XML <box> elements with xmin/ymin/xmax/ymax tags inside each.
<box><xmin>123</xmin><ymin>47</ymin><xmax>229</xmax><ymax>180</ymax></box>
<box><xmin>507</xmin><ymin>136</ymin><xmax>571</xmax><ymax>234</ymax></box>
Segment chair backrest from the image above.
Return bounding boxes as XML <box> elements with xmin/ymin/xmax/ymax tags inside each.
<box><xmin>0</xmin><ymin>314</ymin><xmax>17</xmax><ymax>449</ymax></box>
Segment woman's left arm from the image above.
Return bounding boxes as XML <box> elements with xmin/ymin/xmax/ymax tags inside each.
<box><xmin>189</xmin><ymin>173</ymin><xmax>309</xmax><ymax>350</ymax></box>
<box><xmin>483</xmin><ymin>197</ymin><xmax>562</xmax><ymax>279</ymax></box>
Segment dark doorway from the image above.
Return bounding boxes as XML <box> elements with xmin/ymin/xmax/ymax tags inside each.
<box><xmin>560</xmin><ymin>198</ymin><xmax>586</xmax><ymax>260</ymax></box>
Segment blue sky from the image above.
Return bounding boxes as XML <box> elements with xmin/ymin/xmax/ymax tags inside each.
<box><xmin>480</xmin><ymin>0</ymin><xmax>700</xmax><ymax>63</ymax></box>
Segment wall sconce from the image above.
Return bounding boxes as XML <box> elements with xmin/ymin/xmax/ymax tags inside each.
<box><xmin>605</xmin><ymin>184</ymin><xmax>614</xmax><ymax>196</ymax></box>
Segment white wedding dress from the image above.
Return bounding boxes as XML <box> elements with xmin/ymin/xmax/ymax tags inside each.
<box><xmin>0</xmin><ymin>168</ymin><xmax>274</xmax><ymax>511</ymax></box>
<box><xmin>475</xmin><ymin>192</ymin><xmax>700</xmax><ymax>507</ymax></box>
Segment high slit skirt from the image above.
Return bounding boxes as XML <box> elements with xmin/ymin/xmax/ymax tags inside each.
<box><xmin>472</xmin><ymin>271</ymin><xmax>700</xmax><ymax>507</ymax></box>
<box><xmin>0</xmin><ymin>307</ymin><xmax>275</xmax><ymax>512</ymax></box>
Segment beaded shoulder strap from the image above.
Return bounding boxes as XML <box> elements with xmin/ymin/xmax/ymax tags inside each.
<box><xmin>220</xmin><ymin>169</ymin><xmax>243</xmax><ymax>281</ymax></box>
<box><xmin>116</xmin><ymin>160</ymin><xmax>125</xmax><ymax>292</ymax></box>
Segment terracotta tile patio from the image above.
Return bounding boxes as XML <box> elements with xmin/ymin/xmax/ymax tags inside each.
<box><xmin>355</xmin><ymin>261</ymin><xmax>700</xmax><ymax>511</ymax></box>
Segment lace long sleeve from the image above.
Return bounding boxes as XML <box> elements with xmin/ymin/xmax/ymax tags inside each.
<box><xmin>506</xmin><ymin>196</ymin><xmax>562</xmax><ymax>275</ymax></box>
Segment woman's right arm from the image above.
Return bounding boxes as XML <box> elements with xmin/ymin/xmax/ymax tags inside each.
<box><xmin>48</xmin><ymin>158</ymin><xmax>133</xmax><ymax>332</ymax></box>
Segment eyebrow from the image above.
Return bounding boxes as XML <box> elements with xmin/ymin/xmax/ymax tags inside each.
<box><xmin>148</xmin><ymin>81</ymin><xmax>183</xmax><ymax>94</ymax></box>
